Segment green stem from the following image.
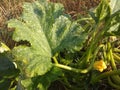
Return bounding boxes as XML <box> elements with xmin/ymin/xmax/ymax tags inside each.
<box><xmin>103</xmin><ymin>45</ymin><xmax>107</xmax><ymax>61</ymax></box>
<box><xmin>54</xmin><ymin>63</ymin><xmax>92</xmax><ymax>73</ymax></box>
<box><xmin>54</xmin><ymin>44</ymin><xmax>101</xmax><ymax>74</ymax></box>
<box><xmin>113</xmin><ymin>48</ymin><xmax>120</xmax><ymax>53</ymax></box>
<box><xmin>108</xmin><ymin>77</ymin><xmax>120</xmax><ymax>89</ymax></box>
<box><xmin>82</xmin><ymin>21</ymin><xmax>106</xmax><ymax>65</ymax></box>
<box><xmin>81</xmin><ymin>27</ymin><xmax>98</xmax><ymax>65</ymax></box>
<box><xmin>108</xmin><ymin>42</ymin><xmax>117</xmax><ymax>70</ymax></box>
<box><xmin>91</xmin><ymin>42</ymin><xmax>120</xmax><ymax>84</ymax></box>
<box><xmin>91</xmin><ymin>69</ymin><xmax>120</xmax><ymax>84</ymax></box>
<box><xmin>76</xmin><ymin>18</ymin><xmax>92</xmax><ymax>23</ymax></box>
<box><xmin>52</xmin><ymin>56</ymin><xmax>58</xmax><ymax>64</ymax></box>
<box><xmin>113</xmin><ymin>53</ymin><xmax>120</xmax><ymax>61</ymax></box>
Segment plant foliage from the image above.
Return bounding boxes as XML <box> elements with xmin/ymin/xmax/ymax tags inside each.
<box><xmin>8</xmin><ymin>0</ymin><xmax>87</xmax><ymax>89</ymax></box>
<box><xmin>0</xmin><ymin>0</ymin><xmax>119</xmax><ymax>89</ymax></box>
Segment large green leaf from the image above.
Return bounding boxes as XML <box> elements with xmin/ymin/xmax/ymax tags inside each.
<box><xmin>8</xmin><ymin>0</ymin><xmax>87</xmax><ymax>78</ymax></box>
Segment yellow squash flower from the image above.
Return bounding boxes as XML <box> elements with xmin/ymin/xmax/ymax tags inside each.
<box><xmin>93</xmin><ymin>60</ymin><xmax>107</xmax><ymax>72</ymax></box>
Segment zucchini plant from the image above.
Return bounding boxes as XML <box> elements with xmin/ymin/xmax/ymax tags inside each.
<box><xmin>8</xmin><ymin>0</ymin><xmax>87</xmax><ymax>89</ymax></box>
<box><xmin>0</xmin><ymin>0</ymin><xmax>119</xmax><ymax>89</ymax></box>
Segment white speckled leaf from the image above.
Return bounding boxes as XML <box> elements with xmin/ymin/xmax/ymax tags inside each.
<box><xmin>8</xmin><ymin>1</ymin><xmax>87</xmax><ymax>77</ymax></box>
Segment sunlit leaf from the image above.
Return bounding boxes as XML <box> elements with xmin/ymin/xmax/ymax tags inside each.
<box><xmin>110</xmin><ymin>0</ymin><xmax>120</xmax><ymax>14</ymax></box>
<box><xmin>8</xmin><ymin>1</ymin><xmax>87</xmax><ymax>89</ymax></box>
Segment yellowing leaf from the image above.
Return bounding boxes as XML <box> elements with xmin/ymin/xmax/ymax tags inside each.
<box><xmin>93</xmin><ymin>60</ymin><xmax>107</xmax><ymax>72</ymax></box>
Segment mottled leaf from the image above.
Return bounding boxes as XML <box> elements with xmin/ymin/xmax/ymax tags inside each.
<box><xmin>8</xmin><ymin>0</ymin><xmax>87</xmax><ymax>78</ymax></box>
